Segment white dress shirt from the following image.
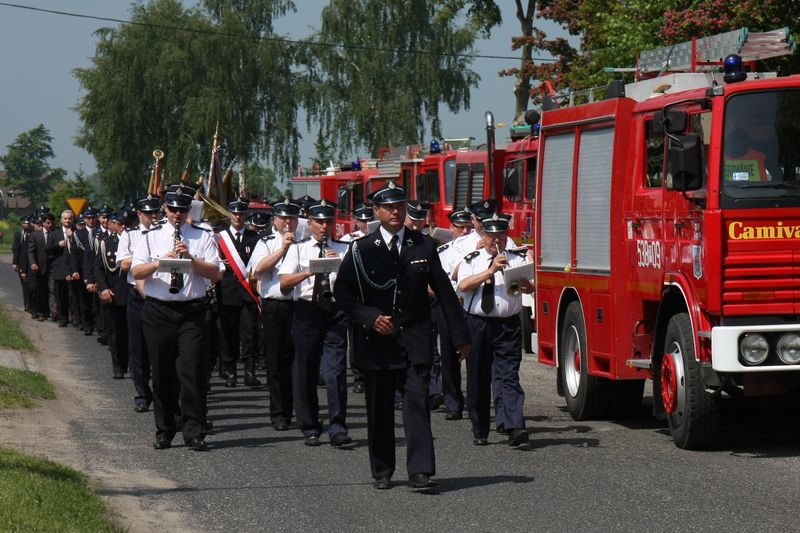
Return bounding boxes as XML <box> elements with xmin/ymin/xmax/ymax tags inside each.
<box><xmin>278</xmin><ymin>236</ymin><xmax>348</xmax><ymax>301</ymax></box>
<box><xmin>248</xmin><ymin>233</ymin><xmax>291</xmax><ymax>300</ymax></box>
<box><xmin>457</xmin><ymin>247</ymin><xmax>527</xmax><ymax>318</ymax></box>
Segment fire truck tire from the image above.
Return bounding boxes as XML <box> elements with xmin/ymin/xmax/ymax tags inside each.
<box><xmin>610</xmin><ymin>380</ymin><xmax>645</xmax><ymax>418</ymax></box>
<box><xmin>662</xmin><ymin>313</ymin><xmax>719</xmax><ymax>450</ymax></box>
<box><xmin>559</xmin><ymin>301</ymin><xmax>610</xmax><ymax>420</ymax></box>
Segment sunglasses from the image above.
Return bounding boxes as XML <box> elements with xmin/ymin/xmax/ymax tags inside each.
<box><xmin>166</xmin><ymin>205</ymin><xmax>189</xmax><ymax>213</ymax></box>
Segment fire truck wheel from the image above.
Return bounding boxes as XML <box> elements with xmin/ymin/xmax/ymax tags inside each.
<box><xmin>662</xmin><ymin>312</ymin><xmax>719</xmax><ymax>449</ymax></box>
<box><xmin>560</xmin><ymin>301</ymin><xmax>609</xmax><ymax>420</ymax></box>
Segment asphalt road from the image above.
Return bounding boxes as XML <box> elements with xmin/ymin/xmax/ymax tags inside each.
<box><xmin>2</xmin><ymin>256</ymin><xmax>800</xmax><ymax>532</ymax></box>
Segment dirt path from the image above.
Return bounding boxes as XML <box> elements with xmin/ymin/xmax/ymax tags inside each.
<box><xmin>0</xmin><ymin>257</ymin><xmax>191</xmax><ymax>532</ymax></box>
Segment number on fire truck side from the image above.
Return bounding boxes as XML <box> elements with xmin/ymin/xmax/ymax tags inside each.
<box><xmin>636</xmin><ymin>239</ymin><xmax>662</xmax><ymax>269</ymax></box>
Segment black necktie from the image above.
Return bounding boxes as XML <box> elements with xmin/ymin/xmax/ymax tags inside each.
<box><xmin>235</xmin><ymin>231</ymin><xmax>241</xmax><ymax>246</ymax></box>
<box><xmin>312</xmin><ymin>242</ymin><xmax>332</xmax><ymax>312</ymax></box>
<box><xmin>481</xmin><ymin>256</ymin><xmax>496</xmax><ymax>314</ymax></box>
<box><xmin>388</xmin><ymin>235</ymin><xmax>399</xmax><ymax>261</ymax></box>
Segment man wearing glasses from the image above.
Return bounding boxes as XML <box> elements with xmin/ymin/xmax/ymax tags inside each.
<box><xmin>334</xmin><ymin>182</ymin><xmax>470</xmax><ymax>491</ymax></box>
<box><xmin>132</xmin><ymin>185</ymin><xmax>221</xmax><ymax>452</ymax></box>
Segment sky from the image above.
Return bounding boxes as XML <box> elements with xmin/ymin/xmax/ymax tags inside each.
<box><xmin>0</xmin><ymin>1</ymin><xmax>568</xmax><ymax>179</ymax></box>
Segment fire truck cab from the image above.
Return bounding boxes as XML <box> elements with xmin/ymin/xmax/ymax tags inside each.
<box><xmin>535</xmin><ymin>29</ymin><xmax>800</xmax><ymax>449</ymax></box>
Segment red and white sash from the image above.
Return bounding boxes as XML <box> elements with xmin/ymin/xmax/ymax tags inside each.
<box><xmin>217</xmin><ymin>230</ymin><xmax>261</xmax><ymax>312</ymax></box>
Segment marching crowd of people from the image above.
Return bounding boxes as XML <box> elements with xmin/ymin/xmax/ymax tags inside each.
<box><xmin>9</xmin><ymin>181</ymin><xmax>534</xmax><ymax>490</ymax></box>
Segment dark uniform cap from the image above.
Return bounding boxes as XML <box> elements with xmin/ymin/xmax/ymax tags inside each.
<box><xmin>83</xmin><ymin>206</ymin><xmax>98</xmax><ymax>217</ymax></box>
<box><xmin>228</xmin><ymin>197</ymin><xmax>249</xmax><ymax>214</ymax></box>
<box><xmin>273</xmin><ymin>198</ymin><xmax>302</xmax><ymax>217</ymax></box>
<box><xmin>75</xmin><ymin>214</ymin><xmax>84</xmax><ymax>225</ymax></box>
<box><xmin>352</xmin><ymin>203</ymin><xmax>374</xmax><ymax>221</ymax></box>
<box><xmin>297</xmin><ymin>195</ymin><xmax>318</xmax><ymax>214</ymax></box>
<box><xmin>467</xmin><ymin>198</ymin><xmax>497</xmax><ymax>220</ymax></box>
<box><xmin>371</xmin><ymin>181</ymin><xmax>406</xmax><ymax>205</ymax></box>
<box><xmin>448</xmin><ymin>208</ymin><xmax>472</xmax><ymax>224</ymax></box>
<box><xmin>481</xmin><ymin>212</ymin><xmax>511</xmax><ymax>233</ymax></box>
<box><xmin>406</xmin><ymin>201</ymin><xmax>429</xmax><ymax>221</ymax></box>
<box><xmin>135</xmin><ymin>195</ymin><xmax>161</xmax><ymax>213</ymax></box>
<box><xmin>98</xmin><ymin>204</ymin><xmax>114</xmax><ymax>216</ymax></box>
<box><xmin>164</xmin><ymin>184</ymin><xmax>193</xmax><ymax>209</ymax></box>
<box><xmin>250</xmin><ymin>211</ymin><xmax>271</xmax><ymax>229</ymax></box>
<box><xmin>307</xmin><ymin>199</ymin><xmax>336</xmax><ymax>220</ymax></box>
<box><xmin>107</xmin><ymin>212</ymin><xmax>122</xmax><ymax>223</ymax></box>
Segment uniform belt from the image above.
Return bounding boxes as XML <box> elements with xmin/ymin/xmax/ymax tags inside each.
<box><xmin>467</xmin><ymin>313</ymin><xmax>518</xmax><ymax>323</ymax></box>
<box><xmin>263</xmin><ymin>297</ymin><xmax>293</xmax><ymax>303</ymax></box>
<box><xmin>145</xmin><ymin>296</ymin><xmax>203</xmax><ymax>306</ymax></box>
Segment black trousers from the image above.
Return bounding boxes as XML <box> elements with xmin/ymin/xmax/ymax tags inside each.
<box><xmin>142</xmin><ymin>298</ymin><xmax>206</xmax><ymax>442</ymax></box>
<box><xmin>466</xmin><ymin>314</ymin><xmax>525</xmax><ymax>438</ymax></box>
<box><xmin>433</xmin><ymin>302</ymin><xmax>463</xmax><ymax>413</ymax></box>
<box><xmin>78</xmin><ymin>281</ymin><xmax>94</xmax><ymax>330</ymax></box>
<box><xmin>18</xmin><ymin>273</ymin><xmax>30</xmax><ymax>312</ymax></box>
<box><xmin>127</xmin><ymin>288</ymin><xmax>152</xmax><ymax>405</ymax></box>
<box><xmin>30</xmin><ymin>271</ymin><xmax>49</xmax><ymax>317</ymax></box>
<box><xmin>262</xmin><ymin>298</ymin><xmax>294</xmax><ymax>425</ymax></box>
<box><xmin>363</xmin><ymin>364</ymin><xmax>435</xmax><ymax>480</ymax></box>
<box><xmin>94</xmin><ymin>295</ymin><xmax>107</xmax><ymax>340</ymax></box>
<box><xmin>219</xmin><ymin>302</ymin><xmax>259</xmax><ymax>372</ymax></box>
<box><xmin>106</xmin><ymin>302</ymin><xmax>129</xmax><ymax>374</ymax></box>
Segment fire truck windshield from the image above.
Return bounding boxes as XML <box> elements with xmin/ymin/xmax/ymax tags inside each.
<box><xmin>721</xmin><ymin>90</ymin><xmax>800</xmax><ymax>208</ymax></box>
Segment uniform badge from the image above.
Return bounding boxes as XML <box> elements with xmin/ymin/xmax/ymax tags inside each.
<box><xmin>374</xmin><ymin>239</ymin><xmax>382</xmax><ymax>247</ymax></box>
<box><xmin>405</xmin><ymin>238</ymin><xmax>414</xmax><ymax>247</ymax></box>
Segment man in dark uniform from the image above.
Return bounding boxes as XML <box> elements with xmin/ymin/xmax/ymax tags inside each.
<box><xmin>94</xmin><ymin>204</ymin><xmax>114</xmax><ymax>344</ymax></box>
<box><xmin>27</xmin><ymin>213</ymin><xmax>53</xmax><ymax>320</ymax></box>
<box><xmin>95</xmin><ymin>212</ymin><xmax>130</xmax><ymax>379</ymax></box>
<box><xmin>49</xmin><ymin>210</ymin><xmax>81</xmax><ymax>326</ymax></box>
<box><xmin>11</xmin><ymin>216</ymin><xmax>32</xmax><ymax>314</ymax></box>
<box><xmin>132</xmin><ymin>185</ymin><xmax>221</xmax><ymax>451</ymax></box>
<box><xmin>77</xmin><ymin>207</ymin><xmax>100</xmax><ymax>336</ymax></box>
<box><xmin>457</xmin><ymin>214</ymin><xmax>533</xmax><ymax>446</ymax></box>
<box><xmin>217</xmin><ymin>197</ymin><xmax>262</xmax><ymax>388</ymax></box>
<box><xmin>334</xmin><ymin>182</ymin><xmax>471</xmax><ymax>490</ymax></box>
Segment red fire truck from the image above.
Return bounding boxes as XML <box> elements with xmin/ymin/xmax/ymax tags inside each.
<box><xmin>533</xmin><ymin>28</ymin><xmax>798</xmax><ymax>449</ymax></box>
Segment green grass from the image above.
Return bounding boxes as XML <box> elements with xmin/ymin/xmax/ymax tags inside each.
<box><xmin>0</xmin><ymin>242</ymin><xmax>11</xmax><ymax>254</ymax></box>
<box><xmin>0</xmin><ymin>304</ymin><xmax>35</xmax><ymax>352</ymax></box>
<box><xmin>0</xmin><ymin>367</ymin><xmax>54</xmax><ymax>408</ymax></box>
<box><xmin>0</xmin><ymin>447</ymin><xmax>125</xmax><ymax>532</ymax></box>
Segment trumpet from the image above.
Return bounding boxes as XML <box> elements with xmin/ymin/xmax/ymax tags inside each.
<box><xmin>168</xmin><ymin>224</ymin><xmax>184</xmax><ymax>294</ymax></box>
<box><xmin>507</xmin><ymin>282</ymin><xmax>523</xmax><ymax>297</ymax></box>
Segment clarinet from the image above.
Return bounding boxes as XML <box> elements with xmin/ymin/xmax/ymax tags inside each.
<box><xmin>168</xmin><ymin>224</ymin><xmax>184</xmax><ymax>294</ymax></box>
<box><xmin>320</xmin><ymin>236</ymin><xmax>333</xmax><ymax>299</ymax></box>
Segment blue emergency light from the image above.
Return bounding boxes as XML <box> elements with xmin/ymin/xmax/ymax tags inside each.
<box><xmin>723</xmin><ymin>54</ymin><xmax>747</xmax><ymax>84</ymax></box>
<box><xmin>430</xmin><ymin>139</ymin><xmax>441</xmax><ymax>154</ymax></box>
<box><xmin>351</xmin><ymin>158</ymin><xmax>362</xmax><ymax>171</ymax></box>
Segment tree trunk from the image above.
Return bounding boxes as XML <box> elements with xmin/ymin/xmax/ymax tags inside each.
<box><xmin>513</xmin><ymin>0</ymin><xmax>535</xmax><ymax>124</ymax></box>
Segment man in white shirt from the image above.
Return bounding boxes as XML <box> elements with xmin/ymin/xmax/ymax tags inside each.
<box><xmin>457</xmin><ymin>214</ymin><xmax>534</xmax><ymax>447</ymax></box>
<box><xmin>278</xmin><ymin>199</ymin><xmax>351</xmax><ymax>447</ymax></box>
<box><xmin>132</xmin><ymin>184</ymin><xmax>221</xmax><ymax>451</ymax></box>
<box><xmin>248</xmin><ymin>199</ymin><xmax>302</xmax><ymax>431</ymax></box>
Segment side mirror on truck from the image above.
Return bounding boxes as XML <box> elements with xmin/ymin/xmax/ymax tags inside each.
<box><xmin>668</xmin><ymin>133</ymin><xmax>704</xmax><ymax>192</ymax></box>
<box><xmin>652</xmin><ymin>110</ymin><xmax>688</xmax><ymax>134</ymax></box>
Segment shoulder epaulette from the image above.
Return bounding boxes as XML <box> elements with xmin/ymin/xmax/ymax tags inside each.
<box><xmin>437</xmin><ymin>243</ymin><xmax>450</xmax><ymax>253</ymax></box>
<box><xmin>125</xmin><ymin>225</ymin><xmax>139</xmax><ymax>233</ymax></box>
<box><xmin>191</xmin><ymin>223</ymin><xmax>212</xmax><ymax>232</ymax></box>
<box><xmin>142</xmin><ymin>224</ymin><xmax>162</xmax><ymax>235</ymax></box>
<box><xmin>464</xmin><ymin>250</ymin><xmax>480</xmax><ymax>263</ymax></box>
<box><xmin>508</xmin><ymin>246</ymin><xmax>528</xmax><ymax>256</ymax></box>
<box><xmin>262</xmin><ymin>234</ymin><xmax>276</xmax><ymax>242</ymax></box>
<box><xmin>298</xmin><ymin>237</ymin><xmax>312</xmax><ymax>243</ymax></box>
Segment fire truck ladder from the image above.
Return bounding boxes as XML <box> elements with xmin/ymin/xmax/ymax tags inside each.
<box><xmin>637</xmin><ymin>27</ymin><xmax>796</xmax><ymax>77</ymax></box>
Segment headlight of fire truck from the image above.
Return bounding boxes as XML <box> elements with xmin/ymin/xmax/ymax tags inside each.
<box><xmin>776</xmin><ymin>333</ymin><xmax>800</xmax><ymax>365</ymax></box>
<box><xmin>739</xmin><ymin>333</ymin><xmax>769</xmax><ymax>365</ymax></box>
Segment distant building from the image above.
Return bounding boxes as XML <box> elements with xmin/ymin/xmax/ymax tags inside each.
<box><xmin>0</xmin><ymin>171</ymin><xmax>33</xmax><ymax>213</ymax></box>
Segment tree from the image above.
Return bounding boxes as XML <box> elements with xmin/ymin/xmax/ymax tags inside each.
<box><xmin>47</xmin><ymin>168</ymin><xmax>98</xmax><ymax>216</ymax></box>
<box><xmin>309</xmin><ymin>0</ymin><xmax>484</xmax><ymax>157</ymax></box>
<box><xmin>0</xmin><ymin>124</ymin><xmax>66</xmax><ymax>206</ymax></box>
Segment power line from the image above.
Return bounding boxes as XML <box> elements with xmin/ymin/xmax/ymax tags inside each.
<box><xmin>0</xmin><ymin>1</ymin><xmax>558</xmax><ymax>63</ymax></box>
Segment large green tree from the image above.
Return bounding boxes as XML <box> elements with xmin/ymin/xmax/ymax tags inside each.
<box><xmin>47</xmin><ymin>169</ymin><xmax>97</xmax><ymax>215</ymax></box>
<box><xmin>0</xmin><ymin>124</ymin><xmax>66</xmax><ymax>206</ymax></box>
<box><xmin>309</xmin><ymin>0</ymin><xmax>485</xmax><ymax>158</ymax></box>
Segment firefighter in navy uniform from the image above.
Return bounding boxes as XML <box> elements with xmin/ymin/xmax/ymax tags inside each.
<box><xmin>132</xmin><ymin>184</ymin><xmax>221</xmax><ymax>451</ymax></box>
<box><xmin>249</xmin><ymin>199</ymin><xmax>301</xmax><ymax>431</ymax></box>
<box><xmin>278</xmin><ymin>199</ymin><xmax>351</xmax><ymax>447</ymax></box>
<box><xmin>457</xmin><ymin>214</ymin><xmax>533</xmax><ymax>446</ymax></box>
<box><xmin>94</xmin><ymin>204</ymin><xmax>114</xmax><ymax>345</ymax></box>
<box><xmin>95</xmin><ymin>211</ymin><xmax>131</xmax><ymax>379</ymax></box>
<box><xmin>333</xmin><ymin>182</ymin><xmax>471</xmax><ymax>490</ymax></box>
<box><xmin>217</xmin><ymin>197</ymin><xmax>262</xmax><ymax>388</ymax></box>
<box><xmin>339</xmin><ymin>203</ymin><xmax>374</xmax><ymax>395</ymax></box>
<box><xmin>117</xmin><ymin>195</ymin><xmax>162</xmax><ymax>412</ymax></box>
<box><xmin>11</xmin><ymin>216</ymin><xmax>33</xmax><ymax>314</ymax></box>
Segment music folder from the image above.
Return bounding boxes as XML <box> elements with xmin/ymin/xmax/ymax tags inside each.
<box><xmin>502</xmin><ymin>262</ymin><xmax>534</xmax><ymax>288</ymax></box>
<box><xmin>158</xmin><ymin>257</ymin><xmax>192</xmax><ymax>274</ymax></box>
<box><xmin>430</xmin><ymin>226</ymin><xmax>452</xmax><ymax>243</ymax></box>
<box><xmin>309</xmin><ymin>257</ymin><xmax>341</xmax><ymax>274</ymax></box>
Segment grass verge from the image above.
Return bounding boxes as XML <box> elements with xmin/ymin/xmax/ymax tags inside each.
<box><xmin>0</xmin><ymin>447</ymin><xmax>125</xmax><ymax>532</ymax></box>
<box><xmin>0</xmin><ymin>302</ymin><xmax>35</xmax><ymax>352</ymax></box>
<box><xmin>0</xmin><ymin>367</ymin><xmax>55</xmax><ymax>408</ymax></box>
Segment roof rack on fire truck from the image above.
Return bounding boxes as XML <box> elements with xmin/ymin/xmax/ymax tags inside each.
<box><xmin>630</xmin><ymin>27</ymin><xmax>795</xmax><ymax>79</ymax></box>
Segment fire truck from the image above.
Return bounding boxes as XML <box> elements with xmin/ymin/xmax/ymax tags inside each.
<box><xmin>533</xmin><ymin>28</ymin><xmax>799</xmax><ymax>448</ymax></box>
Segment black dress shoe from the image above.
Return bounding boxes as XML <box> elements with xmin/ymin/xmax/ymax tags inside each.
<box><xmin>374</xmin><ymin>477</ymin><xmax>392</xmax><ymax>490</ymax></box>
<box><xmin>112</xmin><ymin>372</ymin><xmax>124</xmax><ymax>380</ymax></box>
<box><xmin>84</xmin><ymin>329</ymin><xmax>93</xmax><ymax>336</ymax></box>
<box><xmin>185</xmin><ymin>437</ymin><xmax>208</xmax><ymax>451</ymax></box>
<box><xmin>408</xmin><ymin>473</ymin><xmax>437</xmax><ymax>489</ymax></box>
<box><xmin>134</xmin><ymin>403</ymin><xmax>149</xmax><ymax>413</ymax></box>
<box><xmin>304</xmin><ymin>435</ymin><xmax>322</xmax><ymax>447</ymax></box>
<box><xmin>153</xmin><ymin>438</ymin><xmax>172</xmax><ymax>450</ymax></box>
<box><xmin>224</xmin><ymin>373</ymin><xmax>237</xmax><ymax>388</ymax></box>
<box><xmin>243</xmin><ymin>372</ymin><xmax>262</xmax><ymax>387</ymax></box>
<box><xmin>58</xmin><ymin>321</ymin><xmax>68</xmax><ymax>327</ymax></box>
<box><xmin>507</xmin><ymin>428</ymin><xmax>530</xmax><ymax>447</ymax></box>
<box><xmin>445</xmin><ymin>411</ymin><xmax>462</xmax><ymax>421</ymax></box>
<box><xmin>272</xmin><ymin>422</ymin><xmax>289</xmax><ymax>431</ymax></box>
<box><xmin>429</xmin><ymin>393</ymin><xmax>444</xmax><ymax>411</ymax></box>
<box><xmin>495</xmin><ymin>424</ymin><xmax>506</xmax><ymax>434</ymax></box>
<box><xmin>394</xmin><ymin>401</ymin><xmax>403</xmax><ymax>411</ymax></box>
<box><xmin>473</xmin><ymin>438</ymin><xmax>489</xmax><ymax>446</ymax></box>
<box><xmin>352</xmin><ymin>381</ymin><xmax>364</xmax><ymax>394</ymax></box>
<box><xmin>330</xmin><ymin>432</ymin><xmax>352</xmax><ymax>447</ymax></box>
<box><xmin>97</xmin><ymin>337</ymin><xmax>108</xmax><ymax>345</ymax></box>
